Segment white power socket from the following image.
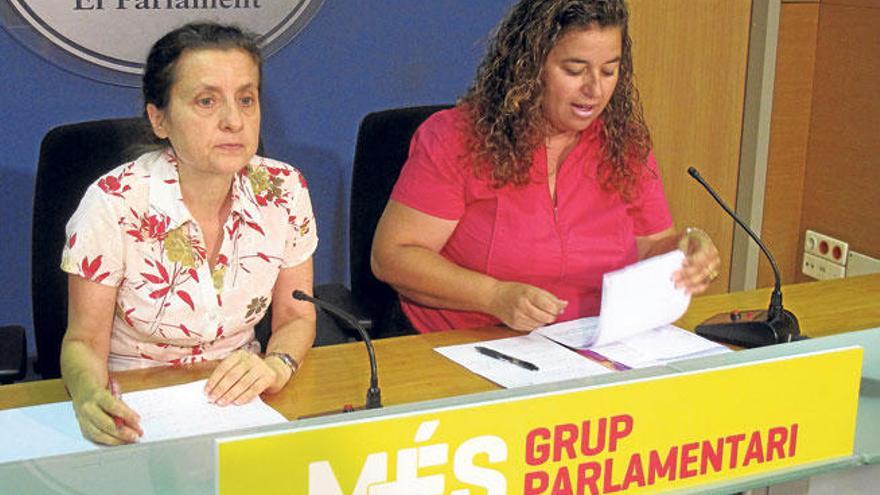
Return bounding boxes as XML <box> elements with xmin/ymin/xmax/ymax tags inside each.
<box><xmin>803</xmin><ymin>252</ymin><xmax>846</xmax><ymax>280</ymax></box>
<box><xmin>804</xmin><ymin>229</ymin><xmax>848</xmax><ymax>266</ymax></box>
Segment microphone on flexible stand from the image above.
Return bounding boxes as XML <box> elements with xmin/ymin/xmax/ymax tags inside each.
<box><xmin>292</xmin><ymin>290</ymin><xmax>382</xmax><ymax>409</ymax></box>
<box><xmin>687</xmin><ymin>167</ymin><xmax>802</xmax><ymax>347</ymax></box>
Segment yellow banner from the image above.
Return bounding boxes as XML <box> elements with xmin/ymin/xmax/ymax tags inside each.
<box><xmin>217</xmin><ymin>347</ymin><xmax>862</xmax><ymax>494</ymax></box>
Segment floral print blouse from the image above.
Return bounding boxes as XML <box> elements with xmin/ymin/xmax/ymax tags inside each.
<box><xmin>61</xmin><ymin>149</ymin><xmax>318</xmax><ymax>370</ymax></box>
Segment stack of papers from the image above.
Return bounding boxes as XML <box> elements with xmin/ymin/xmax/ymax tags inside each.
<box><xmin>435</xmin><ymin>333</ymin><xmax>611</xmax><ymax>388</ymax></box>
<box><xmin>538</xmin><ymin>320</ymin><xmax>729</xmax><ymax>369</ymax></box>
<box><xmin>435</xmin><ymin>251</ymin><xmax>730</xmax><ymax>388</ymax></box>
<box><xmin>0</xmin><ymin>379</ymin><xmax>286</xmax><ymax>464</ymax></box>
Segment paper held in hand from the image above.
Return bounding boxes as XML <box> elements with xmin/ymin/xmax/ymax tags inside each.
<box><xmin>436</xmin><ymin>250</ymin><xmax>729</xmax><ymax>387</ymax></box>
<box><xmin>536</xmin><ymin>250</ymin><xmax>729</xmax><ymax>368</ymax></box>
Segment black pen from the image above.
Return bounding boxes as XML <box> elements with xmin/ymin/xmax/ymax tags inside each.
<box><xmin>475</xmin><ymin>346</ymin><xmax>540</xmax><ymax>371</ymax></box>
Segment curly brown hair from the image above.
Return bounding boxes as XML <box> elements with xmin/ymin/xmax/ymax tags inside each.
<box><xmin>460</xmin><ymin>0</ymin><xmax>651</xmax><ymax>200</ymax></box>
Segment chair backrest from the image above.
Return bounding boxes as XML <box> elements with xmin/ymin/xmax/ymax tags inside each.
<box><xmin>348</xmin><ymin>104</ymin><xmax>452</xmax><ymax>337</ymax></box>
<box><xmin>32</xmin><ymin>117</ymin><xmax>148</xmax><ymax>378</ymax></box>
<box><xmin>31</xmin><ymin>118</ymin><xmax>268</xmax><ymax>377</ymax></box>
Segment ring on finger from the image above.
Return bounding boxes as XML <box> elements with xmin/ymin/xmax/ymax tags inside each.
<box><xmin>704</xmin><ymin>268</ymin><xmax>719</xmax><ymax>282</ymax></box>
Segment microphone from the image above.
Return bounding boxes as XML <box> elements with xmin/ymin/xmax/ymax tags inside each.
<box><xmin>292</xmin><ymin>290</ymin><xmax>382</xmax><ymax>409</ymax></box>
<box><xmin>687</xmin><ymin>167</ymin><xmax>802</xmax><ymax>347</ymax></box>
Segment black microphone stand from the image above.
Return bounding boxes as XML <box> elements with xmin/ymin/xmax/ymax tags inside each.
<box><xmin>688</xmin><ymin>167</ymin><xmax>802</xmax><ymax>347</ymax></box>
<box><xmin>292</xmin><ymin>290</ymin><xmax>382</xmax><ymax>409</ymax></box>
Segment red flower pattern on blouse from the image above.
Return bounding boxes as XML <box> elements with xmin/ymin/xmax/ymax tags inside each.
<box><xmin>61</xmin><ymin>149</ymin><xmax>318</xmax><ymax>370</ymax></box>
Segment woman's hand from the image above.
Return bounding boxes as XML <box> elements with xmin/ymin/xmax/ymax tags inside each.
<box><xmin>673</xmin><ymin>227</ymin><xmax>721</xmax><ymax>295</ymax></box>
<box><xmin>63</xmin><ymin>276</ymin><xmax>142</xmax><ymax>445</ymax></box>
<box><xmin>205</xmin><ymin>350</ymin><xmax>291</xmax><ymax>406</ymax></box>
<box><xmin>488</xmin><ymin>281</ymin><xmax>568</xmax><ymax>331</ymax></box>
<box><xmin>70</xmin><ymin>383</ymin><xmax>142</xmax><ymax>445</ymax></box>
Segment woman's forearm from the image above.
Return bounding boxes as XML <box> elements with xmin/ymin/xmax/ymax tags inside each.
<box><xmin>60</xmin><ymin>335</ymin><xmax>110</xmax><ymax>400</ymax></box>
<box><xmin>636</xmin><ymin>227</ymin><xmax>681</xmax><ymax>260</ymax></box>
<box><xmin>372</xmin><ymin>244</ymin><xmax>501</xmax><ymax>314</ymax></box>
<box><xmin>265</xmin><ymin>316</ymin><xmax>315</xmax><ymax>369</ymax></box>
<box><xmin>62</xmin><ymin>275</ymin><xmax>118</xmax><ymax>399</ymax></box>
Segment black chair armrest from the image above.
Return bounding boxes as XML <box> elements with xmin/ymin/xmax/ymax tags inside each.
<box><xmin>0</xmin><ymin>325</ymin><xmax>27</xmax><ymax>384</ymax></box>
<box><xmin>313</xmin><ymin>283</ymin><xmax>375</xmax><ymax>332</ymax></box>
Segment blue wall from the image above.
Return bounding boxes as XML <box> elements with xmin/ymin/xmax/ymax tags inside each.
<box><xmin>0</xmin><ymin>1</ymin><xmax>513</xmax><ymax>356</ymax></box>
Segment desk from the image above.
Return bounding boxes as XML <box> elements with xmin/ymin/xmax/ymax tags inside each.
<box><xmin>678</xmin><ymin>273</ymin><xmax>880</xmax><ymax>337</ymax></box>
<box><xmin>5</xmin><ymin>274</ymin><xmax>878</xmax><ymax>417</ymax></box>
<box><xmin>1</xmin><ymin>274</ymin><xmax>878</xmax><ymax>494</ymax></box>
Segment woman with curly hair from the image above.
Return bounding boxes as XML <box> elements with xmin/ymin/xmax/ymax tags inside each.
<box><xmin>372</xmin><ymin>0</ymin><xmax>719</xmax><ymax>333</ymax></box>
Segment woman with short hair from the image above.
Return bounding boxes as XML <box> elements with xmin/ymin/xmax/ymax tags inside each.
<box><xmin>60</xmin><ymin>22</ymin><xmax>317</xmax><ymax>445</ymax></box>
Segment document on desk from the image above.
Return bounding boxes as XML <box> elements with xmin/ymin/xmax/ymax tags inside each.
<box><xmin>535</xmin><ymin>250</ymin><xmax>730</xmax><ymax>368</ymax></box>
<box><xmin>122</xmin><ymin>379</ymin><xmax>286</xmax><ymax>442</ymax></box>
<box><xmin>590</xmin><ymin>325</ymin><xmax>730</xmax><ymax>368</ymax></box>
<box><xmin>435</xmin><ymin>251</ymin><xmax>727</xmax><ymax>386</ymax></box>
<box><xmin>435</xmin><ymin>333</ymin><xmax>612</xmax><ymax>388</ymax></box>
<box><xmin>0</xmin><ymin>379</ymin><xmax>286</xmax><ymax>464</ymax></box>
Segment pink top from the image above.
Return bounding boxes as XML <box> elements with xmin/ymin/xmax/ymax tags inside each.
<box><xmin>390</xmin><ymin>107</ymin><xmax>673</xmax><ymax>332</ymax></box>
<box><xmin>61</xmin><ymin>149</ymin><xmax>318</xmax><ymax>370</ymax></box>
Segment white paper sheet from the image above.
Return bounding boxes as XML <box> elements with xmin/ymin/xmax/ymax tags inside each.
<box><xmin>595</xmin><ymin>250</ymin><xmax>690</xmax><ymax>346</ymax></box>
<box><xmin>435</xmin><ymin>252</ymin><xmax>727</xmax><ymax>386</ymax></box>
<box><xmin>591</xmin><ymin>325</ymin><xmax>730</xmax><ymax>368</ymax></box>
<box><xmin>533</xmin><ymin>251</ymin><xmax>730</xmax><ymax>369</ymax></box>
<box><xmin>534</xmin><ymin>316</ymin><xmax>600</xmax><ymax>349</ymax></box>
<box><xmin>537</xmin><ymin>319</ymin><xmax>730</xmax><ymax>370</ymax></box>
<box><xmin>122</xmin><ymin>379</ymin><xmax>287</xmax><ymax>442</ymax></box>
<box><xmin>435</xmin><ymin>333</ymin><xmax>612</xmax><ymax>388</ymax></box>
<box><xmin>0</xmin><ymin>379</ymin><xmax>286</xmax><ymax>464</ymax></box>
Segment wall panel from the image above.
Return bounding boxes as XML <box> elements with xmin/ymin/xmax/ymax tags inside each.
<box><xmin>759</xmin><ymin>3</ymin><xmax>820</xmax><ymax>288</ymax></box>
<box><xmin>799</xmin><ymin>0</ymin><xmax>880</xmax><ymax>281</ymax></box>
<box><xmin>629</xmin><ymin>0</ymin><xmax>753</xmax><ymax>293</ymax></box>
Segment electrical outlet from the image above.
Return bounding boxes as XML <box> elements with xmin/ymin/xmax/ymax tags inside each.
<box><xmin>804</xmin><ymin>229</ymin><xmax>848</xmax><ymax>266</ymax></box>
<box><xmin>803</xmin><ymin>252</ymin><xmax>846</xmax><ymax>280</ymax></box>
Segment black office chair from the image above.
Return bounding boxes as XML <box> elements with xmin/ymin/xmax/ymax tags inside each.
<box><xmin>0</xmin><ymin>325</ymin><xmax>27</xmax><ymax>384</ymax></box>
<box><xmin>28</xmin><ymin>118</ymin><xmax>349</xmax><ymax>379</ymax></box>
<box><xmin>315</xmin><ymin>104</ymin><xmax>453</xmax><ymax>339</ymax></box>
<box><xmin>31</xmin><ymin>118</ymin><xmax>149</xmax><ymax>378</ymax></box>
